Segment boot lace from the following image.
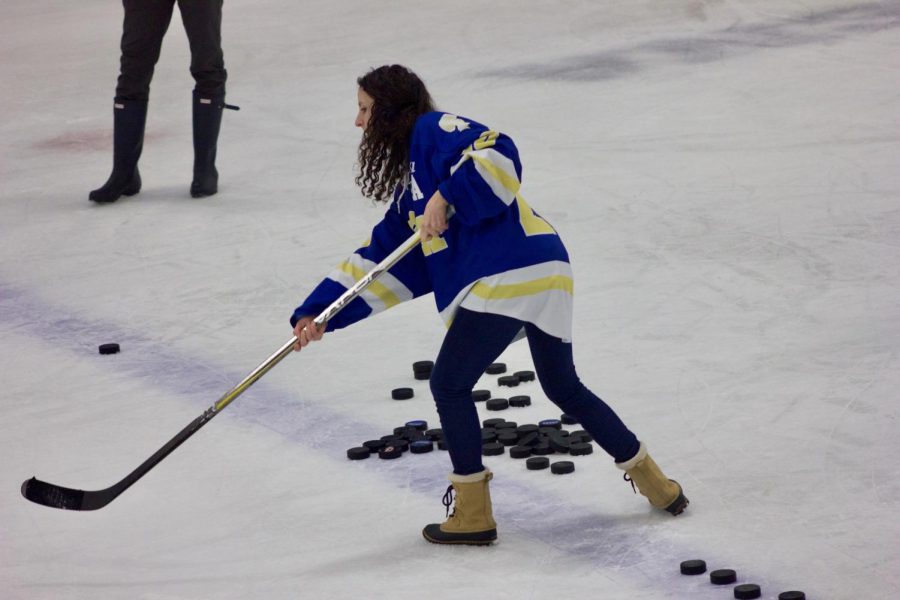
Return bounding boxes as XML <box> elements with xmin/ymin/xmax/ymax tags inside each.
<box><xmin>441</xmin><ymin>484</ymin><xmax>455</xmax><ymax>518</ymax></box>
<box><xmin>623</xmin><ymin>473</ymin><xmax>637</xmax><ymax>494</ymax></box>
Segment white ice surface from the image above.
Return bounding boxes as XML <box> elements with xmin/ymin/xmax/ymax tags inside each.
<box><xmin>2</xmin><ymin>1</ymin><xmax>899</xmax><ymax>599</ymax></box>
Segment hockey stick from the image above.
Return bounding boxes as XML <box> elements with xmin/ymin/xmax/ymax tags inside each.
<box><xmin>22</xmin><ymin>230</ymin><xmax>424</xmax><ymax>511</ymax></box>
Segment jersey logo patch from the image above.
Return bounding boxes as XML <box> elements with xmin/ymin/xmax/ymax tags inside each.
<box><xmin>439</xmin><ymin>114</ymin><xmax>470</xmax><ymax>133</ymax></box>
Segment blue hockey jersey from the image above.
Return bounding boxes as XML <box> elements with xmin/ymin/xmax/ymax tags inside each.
<box><xmin>291</xmin><ymin>111</ymin><xmax>575</xmax><ymax>341</ymax></box>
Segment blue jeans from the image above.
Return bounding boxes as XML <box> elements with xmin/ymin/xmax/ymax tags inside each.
<box><xmin>430</xmin><ymin>308</ymin><xmax>641</xmax><ymax>475</ymax></box>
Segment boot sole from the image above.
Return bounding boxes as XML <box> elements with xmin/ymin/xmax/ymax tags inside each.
<box><xmin>422</xmin><ymin>526</ymin><xmax>497</xmax><ymax>546</ymax></box>
<box><xmin>664</xmin><ymin>480</ymin><xmax>689</xmax><ymax>516</ymax></box>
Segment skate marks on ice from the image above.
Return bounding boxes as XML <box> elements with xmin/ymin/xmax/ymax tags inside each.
<box><xmin>477</xmin><ymin>2</ymin><xmax>900</xmax><ymax>81</ymax></box>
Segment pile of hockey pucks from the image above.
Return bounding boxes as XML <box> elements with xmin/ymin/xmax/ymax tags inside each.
<box><xmin>479</xmin><ymin>416</ymin><xmax>594</xmax><ymax>475</ymax></box>
<box><xmin>679</xmin><ymin>560</ymin><xmax>805</xmax><ymax>599</ymax></box>
<box><xmin>347</xmin><ymin>419</ymin><xmax>445</xmax><ymax>461</ymax></box>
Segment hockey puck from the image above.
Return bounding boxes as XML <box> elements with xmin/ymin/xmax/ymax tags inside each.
<box><xmin>778</xmin><ymin>592</ymin><xmax>805</xmax><ymax>600</ymax></box>
<box><xmin>560</xmin><ymin>413</ymin><xmax>579</xmax><ymax>425</ymax></box>
<box><xmin>514</xmin><ymin>370</ymin><xmax>535</xmax><ymax>382</ymax></box>
<box><xmin>510</xmin><ymin>445</ymin><xmax>532</xmax><ymax>459</ymax></box>
<box><xmin>710</xmin><ymin>569</ymin><xmax>737</xmax><ymax>585</ymax></box>
<box><xmin>481</xmin><ymin>429</ymin><xmax>498</xmax><ymax>443</ymax></box>
<box><xmin>485</xmin><ymin>362</ymin><xmax>507</xmax><ymax>374</ymax></box>
<box><xmin>412</xmin><ymin>360</ymin><xmax>434</xmax><ymax>373</ymax></box>
<box><xmin>410</xmin><ymin>440</ymin><xmax>434</xmax><ymax>454</ymax></box>
<box><xmin>679</xmin><ymin>560</ymin><xmax>707</xmax><ymax>575</ymax></box>
<box><xmin>494</xmin><ymin>421</ymin><xmax>517</xmax><ymax>430</ymax></box>
<box><xmin>734</xmin><ymin>584</ymin><xmax>761</xmax><ymax>599</ymax></box>
<box><xmin>391</xmin><ymin>387</ymin><xmax>414</xmax><ymax>400</ymax></box>
<box><xmin>482</xmin><ymin>442</ymin><xmax>505</xmax><ymax>456</ymax></box>
<box><xmin>539</xmin><ymin>418</ymin><xmax>562</xmax><ymax>430</ymax></box>
<box><xmin>413</xmin><ymin>371</ymin><xmax>431</xmax><ymax>380</ymax></box>
<box><xmin>378</xmin><ymin>446</ymin><xmax>402</xmax><ymax>459</ymax></box>
<box><xmin>437</xmin><ymin>439</ymin><xmax>449</xmax><ymax>450</ymax></box>
<box><xmin>569</xmin><ymin>442</ymin><xmax>593</xmax><ymax>456</ymax></box>
<box><xmin>483</xmin><ymin>418</ymin><xmax>505</xmax><ymax>427</ymax></box>
<box><xmin>550</xmin><ymin>460</ymin><xmax>575</xmax><ymax>474</ymax></box>
<box><xmin>548</xmin><ymin>432</ymin><xmax>570</xmax><ymax>454</ymax></box>
<box><xmin>98</xmin><ymin>343</ymin><xmax>120</xmax><ymax>355</ymax></box>
<box><xmin>526</xmin><ymin>456</ymin><xmax>550</xmax><ymax>470</ymax></box>
<box><xmin>497</xmin><ymin>431</ymin><xmax>519</xmax><ymax>446</ymax></box>
<box><xmin>486</xmin><ymin>398</ymin><xmax>509</xmax><ymax>411</ymax></box>
<box><xmin>568</xmin><ymin>430</ymin><xmax>593</xmax><ymax>443</ymax></box>
<box><xmin>498</xmin><ymin>375</ymin><xmax>520</xmax><ymax>387</ymax></box>
<box><xmin>347</xmin><ymin>447</ymin><xmax>370</xmax><ymax>460</ymax></box>
<box><xmin>389</xmin><ymin>439</ymin><xmax>409</xmax><ymax>452</ymax></box>
<box><xmin>515</xmin><ymin>424</ymin><xmax>539</xmax><ymax>435</ymax></box>
<box><xmin>362</xmin><ymin>439</ymin><xmax>387</xmax><ymax>453</ymax></box>
<box><xmin>472</xmin><ymin>389</ymin><xmax>491</xmax><ymax>402</ymax></box>
<box><xmin>517</xmin><ymin>432</ymin><xmax>540</xmax><ymax>447</ymax></box>
<box><xmin>425</xmin><ymin>428</ymin><xmax>443</xmax><ymax>441</ymax></box>
<box><xmin>531</xmin><ymin>442</ymin><xmax>554</xmax><ymax>455</ymax></box>
<box><xmin>509</xmin><ymin>395</ymin><xmax>531</xmax><ymax>407</ymax></box>
<box><xmin>405</xmin><ymin>420</ymin><xmax>428</xmax><ymax>431</ymax></box>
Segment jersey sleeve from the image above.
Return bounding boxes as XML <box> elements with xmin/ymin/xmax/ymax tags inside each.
<box><xmin>290</xmin><ymin>200</ymin><xmax>430</xmax><ymax>331</ymax></box>
<box><xmin>435</xmin><ymin>125</ymin><xmax>524</xmax><ymax>227</ymax></box>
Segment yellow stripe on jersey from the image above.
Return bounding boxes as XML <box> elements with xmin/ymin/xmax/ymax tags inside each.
<box><xmin>470</xmin><ymin>274</ymin><xmax>574</xmax><ymax>300</ymax></box>
<box><xmin>337</xmin><ymin>261</ymin><xmax>403</xmax><ymax>309</ymax></box>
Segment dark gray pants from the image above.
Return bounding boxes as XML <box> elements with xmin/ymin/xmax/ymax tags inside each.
<box><xmin>116</xmin><ymin>0</ymin><xmax>226</xmax><ymax>101</ymax></box>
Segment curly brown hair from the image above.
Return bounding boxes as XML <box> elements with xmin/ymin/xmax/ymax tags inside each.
<box><xmin>356</xmin><ymin>65</ymin><xmax>436</xmax><ymax>202</ymax></box>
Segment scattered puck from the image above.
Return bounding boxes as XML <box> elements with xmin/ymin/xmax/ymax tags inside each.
<box><xmin>391</xmin><ymin>387</ymin><xmax>414</xmax><ymax>400</ymax></box>
<box><xmin>425</xmin><ymin>428</ymin><xmax>443</xmax><ymax>441</ymax></box>
<box><xmin>514</xmin><ymin>370</ymin><xmax>535</xmax><ymax>382</ymax></box>
<box><xmin>515</xmin><ymin>424</ymin><xmax>539</xmax><ymax>435</ymax></box>
<box><xmin>486</xmin><ymin>398</ymin><xmax>509</xmax><ymax>411</ymax></box>
<box><xmin>378</xmin><ymin>446</ymin><xmax>402</xmax><ymax>459</ymax></box>
<box><xmin>412</xmin><ymin>360</ymin><xmax>434</xmax><ymax>373</ymax></box>
<box><xmin>405</xmin><ymin>420</ymin><xmax>428</xmax><ymax>431</ymax></box>
<box><xmin>509</xmin><ymin>395</ymin><xmax>531</xmax><ymax>407</ymax></box>
<box><xmin>560</xmin><ymin>413</ymin><xmax>579</xmax><ymax>425</ymax></box>
<box><xmin>494</xmin><ymin>421</ymin><xmax>517</xmax><ymax>430</ymax></box>
<box><xmin>734</xmin><ymin>584</ymin><xmax>761</xmax><ymax>599</ymax></box>
<box><xmin>472</xmin><ymin>389</ymin><xmax>491</xmax><ymax>402</ymax></box>
<box><xmin>568</xmin><ymin>430</ymin><xmax>593</xmax><ymax>443</ymax></box>
<box><xmin>362</xmin><ymin>439</ymin><xmax>387</xmax><ymax>453</ymax></box>
<box><xmin>518</xmin><ymin>432</ymin><xmax>540</xmax><ymax>447</ymax></box>
<box><xmin>98</xmin><ymin>343</ymin><xmax>120</xmax><ymax>355</ymax></box>
<box><xmin>410</xmin><ymin>440</ymin><xmax>434</xmax><ymax>454</ymax></box>
<box><xmin>485</xmin><ymin>362</ymin><xmax>507</xmax><ymax>374</ymax></box>
<box><xmin>548</xmin><ymin>433</ymin><xmax>571</xmax><ymax>453</ymax></box>
<box><xmin>550</xmin><ymin>460</ymin><xmax>575</xmax><ymax>474</ymax></box>
<box><xmin>481</xmin><ymin>429</ymin><xmax>498</xmax><ymax>443</ymax></box>
<box><xmin>483</xmin><ymin>418</ymin><xmax>505</xmax><ymax>427</ymax></box>
<box><xmin>347</xmin><ymin>447</ymin><xmax>370</xmax><ymax>460</ymax></box>
<box><xmin>569</xmin><ymin>442</ymin><xmax>594</xmax><ymax>456</ymax></box>
<box><xmin>531</xmin><ymin>442</ymin><xmax>554</xmax><ymax>455</ymax></box>
<box><xmin>437</xmin><ymin>439</ymin><xmax>449</xmax><ymax>450</ymax></box>
<box><xmin>510</xmin><ymin>445</ymin><xmax>532</xmax><ymax>459</ymax></box>
<box><xmin>526</xmin><ymin>456</ymin><xmax>550</xmax><ymax>470</ymax></box>
<box><xmin>482</xmin><ymin>442</ymin><xmax>505</xmax><ymax>456</ymax></box>
<box><xmin>414</xmin><ymin>371</ymin><xmax>431</xmax><ymax>380</ymax></box>
<box><xmin>679</xmin><ymin>560</ymin><xmax>707</xmax><ymax>575</ymax></box>
<box><xmin>539</xmin><ymin>418</ymin><xmax>562</xmax><ymax>430</ymax></box>
<box><xmin>389</xmin><ymin>439</ymin><xmax>409</xmax><ymax>452</ymax></box>
<box><xmin>498</xmin><ymin>375</ymin><xmax>520</xmax><ymax>387</ymax></box>
<box><xmin>778</xmin><ymin>593</ymin><xmax>805</xmax><ymax>600</ymax></box>
<box><xmin>710</xmin><ymin>569</ymin><xmax>737</xmax><ymax>585</ymax></box>
<box><xmin>497</xmin><ymin>431</ymin><xmax>519</xmax><ymax>446</ymax></box>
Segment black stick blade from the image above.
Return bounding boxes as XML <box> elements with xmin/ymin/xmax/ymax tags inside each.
<box><xmin>22</xmin><ymin>477</ymin><xmax>90</xmax><ymax>510</ymax></box>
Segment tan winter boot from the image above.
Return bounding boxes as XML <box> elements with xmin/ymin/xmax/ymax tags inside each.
<box><xmin>616</xmin><ymin>442</ymin><xmax>689</xmax><ymax>516</ymax></box>
<box><xmin>422</xmin><ymin>469</ymin><xmax>497</xmax><ymax>545</ymax></box>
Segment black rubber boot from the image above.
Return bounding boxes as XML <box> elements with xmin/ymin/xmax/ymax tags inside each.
<box><xmin>190</xmin><ymin>91</ymin><xmax>224</xmax><ymax>198</ymax></box>
<box><xmin>89</xmin><ymin>98</ymin><xmax>147</xmax><ymax>203</ymax></box>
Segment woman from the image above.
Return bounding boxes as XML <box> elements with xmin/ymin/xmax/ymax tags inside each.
<box><xmin>291</xmin><ymin>65</ymin><xmax>688</xmax><ymax>545</ymax></box>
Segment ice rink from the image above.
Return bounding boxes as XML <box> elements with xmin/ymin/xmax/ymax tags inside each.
<box><xmin>2</xmin><ymin>1</ymin><xmax>899</xmax><ymax>598</ymax></box>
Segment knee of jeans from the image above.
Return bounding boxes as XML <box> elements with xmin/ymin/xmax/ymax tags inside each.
<box><xmin>541</xmin><ymin>378</ymin><xmax>585</xmax><ymax>411</ymax></box>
